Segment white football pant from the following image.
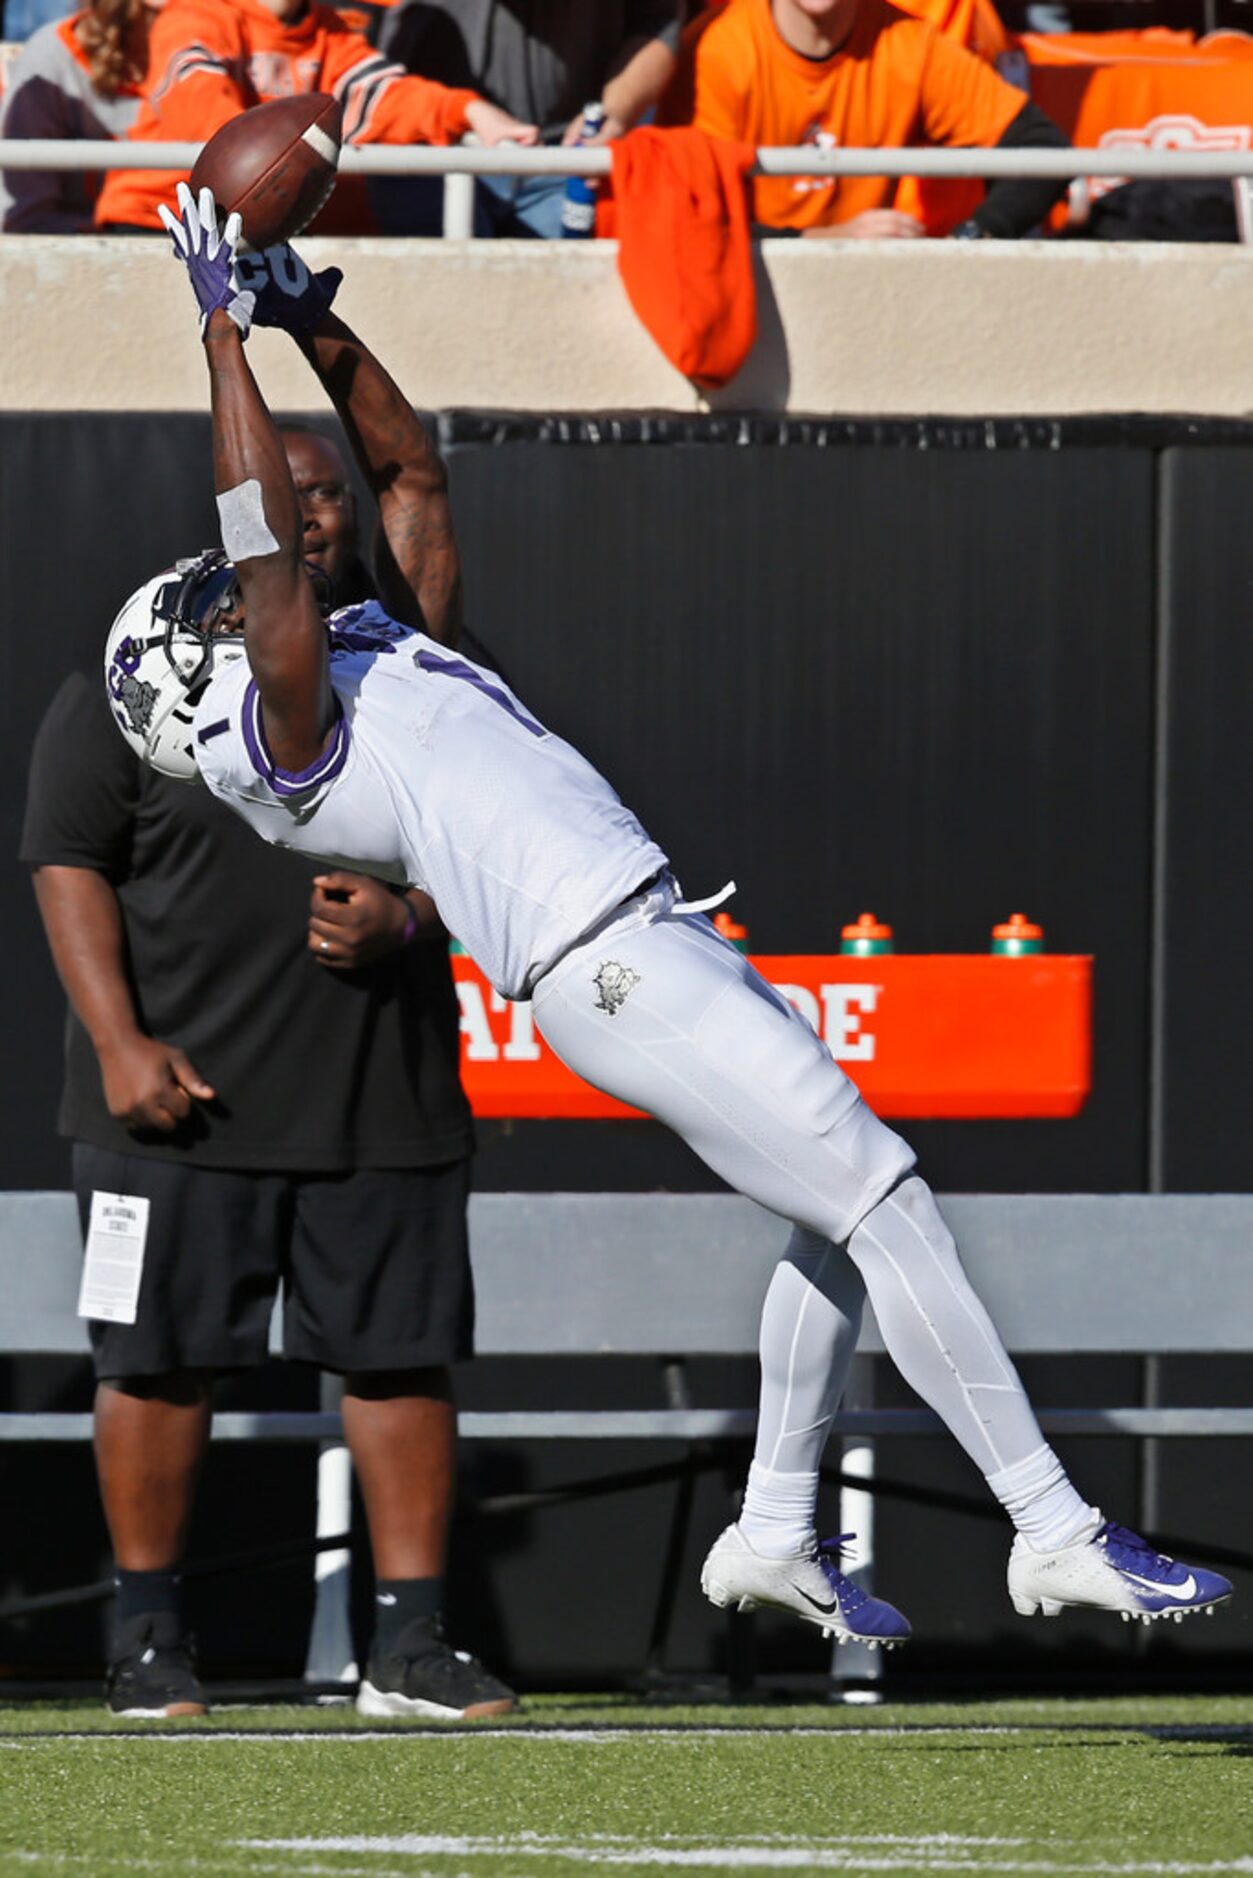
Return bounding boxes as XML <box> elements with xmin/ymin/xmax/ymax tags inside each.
<box><xmin>533</xmin><ymin>886</ymin><xmax>1087</xmax><ymax>1540</ymax></box>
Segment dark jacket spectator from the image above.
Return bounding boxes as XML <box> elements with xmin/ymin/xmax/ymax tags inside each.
<box><xmin>377</xmin><ymin>0</ymin><xmax>684</xmax><ymax>235</ymax></box>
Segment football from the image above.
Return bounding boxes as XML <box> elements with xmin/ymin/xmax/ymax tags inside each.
<box><xmin>190</xmin><ymin>94</ymin><xmax>344</xmax><ymax>250</ymax></box>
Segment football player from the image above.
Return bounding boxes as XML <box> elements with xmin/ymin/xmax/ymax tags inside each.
<box><xmin>121</xmin><ymin>183</ymin><xmax>1232</xmax><ymax>1646</ymax></box>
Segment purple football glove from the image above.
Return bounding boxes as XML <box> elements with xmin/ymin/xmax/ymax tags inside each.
<box><xmin>158</xmin><ymin>181</ymin><xmax>255</xmax><ymax>338</ymax></box>
<box><xmin>233</xmin><ymin>242</ymin><xmax>342</xmax><ymax>337</ymax></box>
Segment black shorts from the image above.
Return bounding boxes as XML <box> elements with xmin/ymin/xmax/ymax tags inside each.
<box><xmin>72</xmin><ymin>1146</ymin><xmax>474</xmax><ymax>1380</ymax></box>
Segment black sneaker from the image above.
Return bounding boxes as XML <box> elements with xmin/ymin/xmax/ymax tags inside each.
<box><xmin>357</xmin><ymin>1615</ymin><xmax>516</xmax><ymax>1720</ymax></box>
<box><xmin>106</xmin><ymin>1611</ymin><xmax>208</xmax><ymax>1718</ymax></box>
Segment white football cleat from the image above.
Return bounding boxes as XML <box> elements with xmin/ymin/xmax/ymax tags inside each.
<box><xmin>700</xmin><ymin>1524</ymin><xmax>911</xmax><ymax>1647</ymax></box>
<box><xmin>1009</xmin><ymin>1517</ymin><xmax>1233</xmax><ymax>1624</ymax></box>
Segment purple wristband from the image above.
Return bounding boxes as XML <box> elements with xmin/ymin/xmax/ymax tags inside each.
<box><xmin>401</xmin><ymin>902</ymin><xmax>419</xmax><ymax>946</ymax></box>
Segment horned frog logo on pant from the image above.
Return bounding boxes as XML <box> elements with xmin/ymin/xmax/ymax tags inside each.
<box><xmin>593</xmin><ymin>960</ymin><xmax>640</xmax><ymax>1017</ymax></box>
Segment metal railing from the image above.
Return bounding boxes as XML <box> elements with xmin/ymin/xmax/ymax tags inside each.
<box><xmin>7</xmin><ymin>141</ymin><xmax>1253</xmax><ymax>177</ymax></box>
<box><xmin>3</xmin><ymin>140</ymin><xmax>1253</xmax><ymax>238</ymax></box>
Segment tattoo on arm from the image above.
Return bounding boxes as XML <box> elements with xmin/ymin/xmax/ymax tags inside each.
<box><xmin>297</xmin><ymin>315</ymin><xmax>465</xmax><ymax>644</ymax></box>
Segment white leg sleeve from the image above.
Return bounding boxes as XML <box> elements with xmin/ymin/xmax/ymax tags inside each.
<box><xmin>847</xmin><ymin>1175</ymin><xmax>1094</xmax><ymax>1552</ymax></box>
<box><xmin>754</xmin><ymin>1227</ymin><xmax>865</xmax><ymax>1477</ymax></box>
<box><xmin>846</xmin><ymin>1176</ymin><xmax>1042</xmax><ymax>1476</ymax></box>
<box><xmin>739</xmin><ymin>1229</ymin><xmax>867</xmax><ymax>1558</ymax></box>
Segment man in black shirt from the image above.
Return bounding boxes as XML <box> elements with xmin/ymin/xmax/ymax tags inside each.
<box><xmin>21</xmin><ymin>250</ymin><xmax>513</xmax><ymax>1723</ymax></box>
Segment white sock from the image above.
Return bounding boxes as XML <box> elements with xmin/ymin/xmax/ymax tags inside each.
<box><xmin>987</xmin><ymin>1445</ymin><xmax>1098</xmax><ymax>1553</ymax></box>
<box><xmin>740</xmin><ymin>1461</ymin><xmax>819</xmax><ymax>1558</ymax></box>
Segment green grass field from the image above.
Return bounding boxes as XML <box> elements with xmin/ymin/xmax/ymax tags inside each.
<box><xmin>2</xmin><ymin>1694</ymin><xmax>1250</xmax><ymax>1878</ymax></box>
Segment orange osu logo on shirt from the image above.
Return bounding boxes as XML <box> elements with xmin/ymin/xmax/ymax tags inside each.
<box><xmin>246</xmin><ymin>52</ymin><xmax>323</xmax><ymax>96</ymax></box>
<box><xmin>1088</xmin><ymin>111</ymin><xmax>1250</xmax><ymax>197</ymax></box>
<box><xmin>795</xmin><ymin>120</ymin><xmax>839</xmax><ymax>194</ymax></box>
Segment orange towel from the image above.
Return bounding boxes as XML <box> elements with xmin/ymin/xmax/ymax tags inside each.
<box><xmin>598</xmin><ymin>126</ymin><xmax>757</xmax><ymax>392</ymax></box>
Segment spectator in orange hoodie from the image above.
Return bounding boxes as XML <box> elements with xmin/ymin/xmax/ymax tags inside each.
<box><xmin>94</xmin><ymin>0</ymin><xmax>537</xmax><ymax>230</ymax></box>
<box><xmin>665</xmin><ymin>0</ymin><xmax>1069</xmax><ymax>239</ymax></box>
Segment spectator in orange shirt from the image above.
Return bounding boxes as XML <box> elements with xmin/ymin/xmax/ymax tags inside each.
<box><xmin>94</xmin><ymin>0</ymin><xmax>537</xmax><ymax>231</ymax></box>
<box><xmin>666</xmin><ymin>0</ymin><xmax>1070</xmax><ymax>239</ymax></box>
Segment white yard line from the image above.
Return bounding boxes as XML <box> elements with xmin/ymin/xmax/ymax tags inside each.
<box><xmin>11</xmin><ymin>1858</ymin><xmax>1253</xmax><ymax>1878</ymax></box>
<box><xmin>0</xmin><ymin>1726</ymin><xmax>1016</xmax><ymax>1746</ymax></box>
<box><xmin>239</xmin><ymin>1841</ymin><xmax>1253</xmax><ymax>1875</ymax></box>
<box><xmin>2</xmin><ymin>1722</ymin><xmax>1251</xmax><ymax>1747</ymax></box>
<box><xmin>5</xmin><ymin>1854</ymin><xmax>424</xmax><ymax>1878</ymax></box>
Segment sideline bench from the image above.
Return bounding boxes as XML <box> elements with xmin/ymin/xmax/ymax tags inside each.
<box><xmin>3</xmin><ymin>1190</ymin><xmax>1252</xmax><ymax>1444</ymax></box>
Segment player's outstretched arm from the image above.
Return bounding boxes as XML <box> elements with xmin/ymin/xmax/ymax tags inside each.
<box><xmin>296</xmin><ymin>311</ymin><xmax>463</xmax><ymax>646</ymax></box>
<box><xmin>160</xmin><ymin>183</ymin><xmax>335</xmax><ymax>773</ymax></box>
<box><xmin>241</xmin><ymin>245</ymin><xmax>462</xmax><ymax>644</ymax></box>
<box><xmin>204</xmin><ymin>308</ymin><xmax>335</xmax><ymax>773</ymax></box>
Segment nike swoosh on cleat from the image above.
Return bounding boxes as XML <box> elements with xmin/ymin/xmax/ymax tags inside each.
<box><xmin>1120</xmin><ymin>1570</ymin><xmax>1197</xmax><ymax>1600</ymax></box>
<box><xmin>788</xmin><ymin>1583</ymin><xmax>839</xmax><ymax>1615</ymax></box>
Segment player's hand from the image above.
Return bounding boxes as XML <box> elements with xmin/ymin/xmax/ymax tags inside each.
<box><xmin>309</xmin><ymin>872</ymin><xmax>412</xmax><ymax>969</ymax></box>
<box><xmin>234</xmin><ymin>242</ymin><xmax>342</xmax><ymax>337</ymax></box>
<box><xmin>802</xmin><ymin>211</ymin><xmax>925</xmax><ymax>240</ymax></box>
<box><xmin>464</xmin><ymin>99</ymin><xmax>540</xmax><ymax>147</ymax></box>
<box><xmin>98</xmin><ymin>1032</ymin><xmax>216</xmax><ymax>1133</ymax></box>
<box><xmin>158</xmin><ymin>180</ymin><xmax>256</xmax><ymax>337</ymax></box>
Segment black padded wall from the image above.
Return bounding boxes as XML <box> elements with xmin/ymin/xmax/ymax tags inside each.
<box><xmin>1158</xmin><ymin>450</ymin><xmax>1253</xmax><ymax>1190</ymax></box>
<box><xmin>0</xmin><ymin>416</ymin><xmax>221</xmax><ymax>1191</ymax></box>
<box><xmin>445</xmin><ymin>440</ymin><xmax>1156</xmax><ymax>1192</ymax></box>
<box><xmin>0</xmin><ymin>414</ymin><xmax>1245</xmax><ymax>1196</ymax></box>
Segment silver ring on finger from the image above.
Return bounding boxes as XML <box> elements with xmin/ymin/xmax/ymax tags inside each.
<box><xmin>320</xmin><ymin>939</ymin><xmax>331</xmax><ymax>953</ymax></box>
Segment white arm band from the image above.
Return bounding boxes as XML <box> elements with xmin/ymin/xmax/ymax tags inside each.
<box><xmin>217</xmin><ymin>478</ymin><xmax>281</xmax><ymax>562</ymax></box>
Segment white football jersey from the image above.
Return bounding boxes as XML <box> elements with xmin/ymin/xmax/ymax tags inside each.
<box><xmin>193</xmin><ymin>604</ymin><xmax>668</xmax><ymax>999</ymax></box>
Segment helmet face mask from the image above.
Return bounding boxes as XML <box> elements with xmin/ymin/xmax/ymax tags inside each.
<box><xmin>154</xmin><ymin>555</ymin><xmax>246</xmax><ymax>657</ymax></box>
<box><xmin>105</xmin><ymin>550</ymin><xmax>248</xmax><ymax>782</ymax></box>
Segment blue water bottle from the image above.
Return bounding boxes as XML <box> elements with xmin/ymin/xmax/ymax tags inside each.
<box><xmin>560</xmin><ymin>101</ymin><xmax>607</xmax><ymax>239</ymax></box>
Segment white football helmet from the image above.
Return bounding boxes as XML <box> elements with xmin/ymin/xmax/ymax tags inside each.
<box><xmin>103</xmin><ymin>551</ymin><xmax>249</xmax><ymax>781</ymax></box>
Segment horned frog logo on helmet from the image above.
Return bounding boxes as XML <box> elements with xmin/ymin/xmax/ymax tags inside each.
<box><xmin>108</xmin><ymin>640</ymin><xmax>160</xmax><ymax>737</ymax></box>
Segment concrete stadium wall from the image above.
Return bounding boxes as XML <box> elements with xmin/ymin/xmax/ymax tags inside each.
<box><xmin>3</xmin><ymin>234</ymin><xmax>1253</xmax><ymax>417</ymax></box>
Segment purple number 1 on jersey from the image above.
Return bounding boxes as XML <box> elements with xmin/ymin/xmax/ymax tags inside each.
<box><xmin>414</xmin><ymin>648</ymin><xmax>546</xmax><ymax>739</ymax></box>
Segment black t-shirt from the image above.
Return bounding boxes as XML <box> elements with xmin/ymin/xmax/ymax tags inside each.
<box><xmin>20</xmin><ymin>672</ymin><xmax>475</xmax><ymax>1171</ymax></box>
